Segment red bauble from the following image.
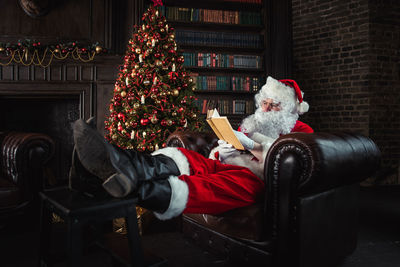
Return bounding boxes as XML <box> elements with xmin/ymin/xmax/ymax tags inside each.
<box><xmin>160</xmin><ymin>120</ymin><xmax>167</xmax><ymax>127</ymax></box>
<box><xmin>140</xmin><ymin>118</ymin><xmax>149</xmax><ymax>125</ymax></box>
<box><xmin>118</xmin><ymin>125</ymin><xmax>123</xmax><ymax>131</ymax></box>
<box><xmin>131</xmin><ymin>122</ymin><xmax>138</xmax><ymax>128</ymax></box>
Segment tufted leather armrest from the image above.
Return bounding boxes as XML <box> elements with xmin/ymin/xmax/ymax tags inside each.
<box><xmin>265</xmin><ymin>132</ymin><xmax>381</xmax><ymax>195</ymax></box>
<box><xmin>166</xmin><ymin>130</ymin><xmax>219</xmax><ymax>158</ymax></box>
<box><xmin>1</xmin><ymin>131</ymin><xmax>55</xmax><ymax>199</ymax></box>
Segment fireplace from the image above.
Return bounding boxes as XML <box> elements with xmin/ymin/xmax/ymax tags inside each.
<box><xmin>0</xmin><ymin>82</ymin><xmax>93</xmax><ymax>186</ymax></box>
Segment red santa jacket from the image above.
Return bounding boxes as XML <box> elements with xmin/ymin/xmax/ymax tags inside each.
<box><xmin>291</xmin><ymin>120</ymin><xmax>314</xmax><ymax>133</ymax></box>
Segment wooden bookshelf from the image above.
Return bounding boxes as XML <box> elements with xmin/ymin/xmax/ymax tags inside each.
<box><xmin>160</xmin><ymin>0</ymin><xmax>267</xmax><ymax>123</ymax></box>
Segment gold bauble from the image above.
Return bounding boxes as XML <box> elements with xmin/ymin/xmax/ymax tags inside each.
<box><xmin>172</xmin><ymin>89</ymin><xmax>179</xmax><ymax>96</ymax></box>
<box><xmin>148</xmin><ymin>145</ymin><xmax>154</xmax><ymax>152</ymax></box>
<box><xmin>146</xmin><ymin>41</ymin><xmax>152</xmax><ymax>47</ymax></box>
<box><xmin>135</xmin><ymin>48</ymin><xmax>141</xmax><ymax>54</ymax></box>
<box><xmin>192</xmin><ymin>114</ymin><xmax>197</xmax><ymax>118</ymax></box>
<box><xmin>151</xmin><ymin>116</ymin><xmax>158</xmax><ymax>124</ymax></box>
<box><xmin>95</xmin><ymin>46</ymin><xmax>102</xmax><ymax>53</ymax></box>
<box><xmin>167</xmin><ymin>120</ymin><xmax>173</xmax><ymax>126</ymax></box>
<box><xmin>112</xmin><ymin>134</ymin><xmax>118</xmax><ymax>140</ymax></box>
<box><xmin>192</xmin><ymin>86</ymin><xmax>196</xmax><ymax>91</ymax></box>
<box><xmin>155</xmin><ymin>100</ymin><xmax>161</xmax><ymax>104</ymax></box>
<box><xmin>168</xmin><ymin>37</ymin><xmax>174</xmax><ymax>42</ymax></box>
<box><xmin>160</xmin><ymin>91</ymin><xmax>166</xmax><ymax>96</ymax></box>
<box><xmin>160</xmin><ymin>28</ymin><xmax>165</xmax><ymax>32</ymax></box>
<box><xmin>134</xmin><ymin>64</ymin><xmax>140</xmax><ymax>69</ymax></box>
<box><xmin>133</xmin><ymin>103</ymin><xmax>140</xmax><ymax>109</ymax></box>
<box><xmin>125</xmin><ymin>122</ymin><xmax>130</xmax><ymax>127</ymax></box>
<box><xmin>188</xmin><ymin>78</ymin><xmax>193</xmax><ymax>83</ymax></box>
<box><xmin>121</xmin><ymin>91</ymin><xmax>127</xmax><ymax>97</ymax></box>
<box><xmin>54</xmin><ymin>48</ymin><xmax>60</xmax><ymax>53</ymax></box>
<box><xmin>143</xmin><ymin>80</ymin><xmax>151</xmax><ymax>86</ymax></box>
<box><xmin>155</xmin><ymin>60</ymin><xmax>162</xmax><ymax>66</ymax></box>
<box><xmin>172</xmin><ymin>112</ymin><xmax>177</xmax><ymax>116</ymax></box>
<box><xmin>151</xmin><ymin>94</ymin><xmax>157</xmax><ymax>99</ymax></box>
<box><xmin>0</xmin><ymin>47</ymin><xmax>5</xmax><ymax>52</ymax></box>
<box><xmin>169</xmin><ymin>34</ymin><xmax>175</xmax><ymax>39</ymax></box>
<box><xmin>163</xmin><ymin>44</ymin><xmax>169</xmax><ymax>49</ymax></box>
<box><xmin>167</xmin><ymin>91</ymin><xmax>171</xmax><ymax>95</ymax></box>
<box><xmin>121</xmin><ymin>130</ymin><xmax>127</xmax><ymax>135</ymax></box>
<box><xmin>142</xmin><ymin>131</ymin><xmax>147</xmax><ymax>137</ymax></box>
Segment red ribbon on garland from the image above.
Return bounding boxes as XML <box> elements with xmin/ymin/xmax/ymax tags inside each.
<box><xmin>152</xmin><ymin>0</ymin><xmax>163</xmax><ymax>6</ymax></box>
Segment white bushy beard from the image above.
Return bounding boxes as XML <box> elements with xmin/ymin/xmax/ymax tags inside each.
<box><xmin>240</xmin><ymin>108</ymin><xmax>299</xmax><ymax>139</ymax></box>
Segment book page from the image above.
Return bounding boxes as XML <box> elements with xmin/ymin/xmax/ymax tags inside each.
<box><xmin>206</xmin><ymin>108</ymin><xmax>244</xmax><ymax>150</ymax></box>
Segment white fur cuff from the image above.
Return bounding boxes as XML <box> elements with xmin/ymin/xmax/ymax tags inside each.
<box><xmin>154</xmin><ymin>176</ymin><xmax>189</xmax><ymax>220</ymax></box>
<box><xmin>151</xmin><ymin>147</ymin><xmax>190</xmax><ymax>176</ymax></box>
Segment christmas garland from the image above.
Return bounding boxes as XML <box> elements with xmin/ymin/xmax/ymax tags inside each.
<box><xmin>0</xmin><ymin>39</ymin><xmax>106</xmax><ymax>67</ymax></box>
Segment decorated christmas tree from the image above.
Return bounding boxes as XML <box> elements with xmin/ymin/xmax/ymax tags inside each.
<box><xmin>105</xmin><ymin>0</ymin><xmax>203</xmax><ymax>152</ymax></box>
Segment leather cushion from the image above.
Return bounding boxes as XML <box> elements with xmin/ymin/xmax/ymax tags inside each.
<box><xmin>0</xmin><ymin>177</ymin><xmax>21</xmax><ymax>208</ymax></box>
<box><xmin>183</xmin><ymin>203</ymin><xmax>264</xmax><ymax>241</ymax></box>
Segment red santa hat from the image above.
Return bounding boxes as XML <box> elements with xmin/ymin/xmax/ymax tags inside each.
<box><xmin>256</xmin><ymin>76</ymin><xmax>309</xmax><ymax>115</ymax></box>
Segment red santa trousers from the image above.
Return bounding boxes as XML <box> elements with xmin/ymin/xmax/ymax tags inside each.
<box><xmin>176</xmin><ymin>147</ymin><xmax>265</xmax><ymax>214</ymax></box>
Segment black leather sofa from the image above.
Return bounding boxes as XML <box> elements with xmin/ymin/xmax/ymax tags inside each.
<box><xmin>166</xmin><ymin>130</ymin><xmax>381</xmax><ymax>267</ymax></box>
<box><xmin>0</xmin><ymin>131</ymin><xmax>54</xmax><ymax>226</ymax></box>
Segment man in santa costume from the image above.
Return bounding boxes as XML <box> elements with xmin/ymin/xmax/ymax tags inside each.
<box><xmin>73</xmin><ymin>76</ymin><xmax>313</xmax><ymax>221</ymax></box>
<box><xmin>210</xmin><ymin>76</ymin><xmax>313</xmax><ymax>178</ymax></box>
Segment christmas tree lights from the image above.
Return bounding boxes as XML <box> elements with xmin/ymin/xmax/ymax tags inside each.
<box><xmin>105</xmin><ymin>1</ymin><xmax>203</xmax><ymax>152</ymax></box>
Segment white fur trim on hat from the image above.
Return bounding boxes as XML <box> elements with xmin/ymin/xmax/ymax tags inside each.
<box><xmin>151</xmin><ymin>147</ymin><xmax>190</xmax><ymax>176</ymax></box>
<box><xmin>297</xmin><ymin>101</ymin><xmax>309</xmax><ymax>115</ymax></box>
<box><xmin>153</xmin><ymin>175</ymin><xmax>189</xmax><ymax>220</ymax></box>
<box><xmin>256</xmin><ymin>76</ymin><xmax>309</xmax><ymax>115</ymax></box>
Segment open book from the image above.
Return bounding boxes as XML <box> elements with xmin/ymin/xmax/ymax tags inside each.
<box><xmin>206</xmin><ymin>108</ymin><xmax>245</xmax><ymax>150</ymax></box>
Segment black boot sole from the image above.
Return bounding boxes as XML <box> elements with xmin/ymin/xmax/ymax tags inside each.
<box><xmin>73</xmin><ymin>119</ymin><xmax>116</xmax><ymax>180</ymax></box>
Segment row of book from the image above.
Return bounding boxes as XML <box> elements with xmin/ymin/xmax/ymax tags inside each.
<box><xmin>192</xmin><ymin>75</ymin><xmax>263</xmax><ymax>91</ymax></box>
<box><xmin>159</xmin><ymin>6</ymin><xmax>262</xmax><ymax>25</ymax></box>
<box><xmin>195</xmin><ymin>99</ymin><xmax>255</xmax><ymax>115</ymax></box>
<box><xmin>182</xmin><ymin>52</ymin><xmax>262</xmax><ymax>69</ymax></box>
<box><xmin>175</xmin><ymin>30</ymin><xmax>263</xmax><ymax>48</ymax></box>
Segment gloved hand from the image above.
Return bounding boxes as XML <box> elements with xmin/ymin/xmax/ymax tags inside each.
<box><xmin>233</xmin><ymin>130</ymin><xmax>255</xmax><ymax>150</ymax></box>
<box><xmin>217</xmin><ymin>140</ymin><xmax>236</xmax><ymax>161</ymax></box>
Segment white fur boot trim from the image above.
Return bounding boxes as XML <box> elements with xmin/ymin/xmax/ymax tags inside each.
<box><xmin>152</xmin><ymin>147</ymin><xmax>190</xmax><ymax>175</ymax></box>
<box><xmin>154</xmin><ymin>175</ymin><xmax>189</xmax><ymax>220</ymax></box>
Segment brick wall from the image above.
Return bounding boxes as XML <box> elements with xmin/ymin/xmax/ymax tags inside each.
<box><xmin>292</xmin><ymin>0</ymin><xmax>400</xmax><ymax>183</ymax></box>
<box><xmin>369</xmin><ymin>0</ymin><xmax>400</xmax><ymax>183</ymax></box>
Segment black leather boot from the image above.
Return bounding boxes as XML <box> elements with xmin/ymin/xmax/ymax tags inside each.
<box><xmin>102</xmin><ymin>144</ymin><xmax>181</xmax><ymax>197</ymax></box>
<box><xmin>73</xmin><ymin>119</ymin><xmax>181</xmax><ymax>198</ymax></box>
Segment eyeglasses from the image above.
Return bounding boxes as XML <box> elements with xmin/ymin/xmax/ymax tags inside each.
<box><xmin>261</xmin><ymin>100</ymin><xmax>281</xmax><ymax>110</ymax></box>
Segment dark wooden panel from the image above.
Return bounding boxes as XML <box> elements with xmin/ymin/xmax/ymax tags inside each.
<box><xmin>1</xmin><ymin>65</ymin><xmax>14</xmax><ymax>81</ymax></box>
<box><xmin>0</xmin><ymin>0</ymin><xmax>106</xmax><ymax>44</ymax></box>
<box><xmin>81</xmin><ymin>65</ymin><xmax>94</xmax><ymax>81</ymax></box>
<box><xmin>66</xmin><ymin>66</ymin><xmax>78</xmax><ymax>81</ymax></box>
<box><xmin>96</xmin><ymin>81</ymin><xmax>114</xmax><ymax>134</ymax></box>
<box><xmin>17</xmin><ymin>65</ymin><xmax>30</xmax><ymax>81</ymax></box>
<box><xmin>49</xmin><ymin>65</ymin><xmax>62</xmax><ymax>81</ymax></box>
<box><xmin>33</xmin><ymin>66</ymin><xmax>46</xmax><ymax>81</ymax></box>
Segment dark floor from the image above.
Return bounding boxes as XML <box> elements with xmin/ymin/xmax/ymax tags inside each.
<box><xmin>1</xmin><ymin>186</ymin><xmax>400</xmax><ymax>267</ymax></box>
